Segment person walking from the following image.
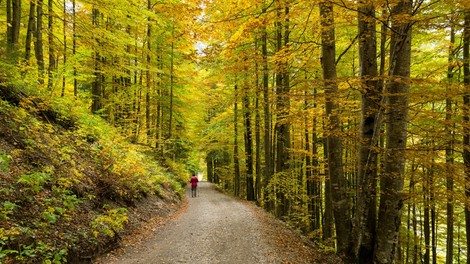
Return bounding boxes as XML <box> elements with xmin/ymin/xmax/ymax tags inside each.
<box><xmin>190</xmin><ymin>174</ymin><xmax>199</xmax><ymax>197</ymax></box>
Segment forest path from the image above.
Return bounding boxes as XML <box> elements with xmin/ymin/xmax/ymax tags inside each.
<box><xmin>94</xmin><ymin>182</ymin><xmax>326</xmax><ymax>264</ymax></box>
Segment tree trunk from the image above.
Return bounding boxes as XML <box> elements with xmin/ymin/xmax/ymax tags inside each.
<box><xmin>25</xmin><ymin>0</ymin><xmax>36</xmax><ymax>62</ymax></box>
<box><xmin>262</xmin><ymin>2</ymin><xmax>273</xmax><ymax>212</ymax></box>
<box><xmin>376</xmin><ymin>1</ymin><xmax>412</xmax><ymax>263</ymax></box>
<box><xmin>445</xmin><ymin>17</ymin><xmax>455</xmax><ymax>264</ymax></box>
<box><xmin>6</xmin><ymin>0</ymin><xmax>21</xmax><ymax>55</ymax></box>
<box><xmin>274</xmin><ymin>0</ymin><xmax>291</xmax><ymax>217</ymax></box>
<box><xmin>305</xmin><ymin>92</ymin><xmax>313</xmax><ymax>230</ymax></box>
<box><xmin>463</xmin><ymin>10</ymin><xmax>470</xmax><ymax>264</ymax></box>
<box><xmin>47</xmin><ymin>0</ymin><xmax>56</xmax><ymax>91</ymax></box>
<box><xmin>167</xmin><ymin>23</ymin><xmax>175</xmax><ymax>156</ymax></box>
<box><xmin>91</xmin><ymin>8</ymin><xmax>102</xmax><ymax>113</ymax></box>
<box><xmin>322</xmin><ymin>136</ymin><xmax>333</xmax><ymax>241</ymax></box>
<box><xmin>61</xmin><ymin>0</ymin><xmax>67</xmax><ymax>97</ymax></box>
<box><xmin>319</xmin><ymin>1</ymin><xmax>351</xmax><ymax>257</ymax></box>
<box><xmin>35</xmin><ymin>0</ymin><xmax>45</xmax><ymax>84</ymax></box>
<box><xmin>146</xmin><ymin>0</ymin><xmax>152</xmax><ymax>145</ymax></box>
<box><xmin>424</xmin><ymin>167</ymin><xmax>430</xmax><ymax>264</ymax></box>
<box><xmin>73</xmin><ymin>0</ymin><xmax>77</xmax><ymax>96</ymax></box>
<box><xmin>243</xmin><ymin>82</ymin><xmax>255</xmax><ymax>201</ymax></box>
<box><xmin>311</xmin><ymin>88</ymin><xmax>321</xmax><ymax>231</ymax></box>
<box><xmin>234</xmin><ymin>84</ymin><xmax>241</xmax><ymax>196</ymax></box>
<box><xmin>352</xmin><ymin>2</ymin><xmax>380</xmax><ymax>262</ymax></box>
<box><xmin>255</xmin><ymin>57</ymin><xmax>262</xmax><ymax>202</ymax></box>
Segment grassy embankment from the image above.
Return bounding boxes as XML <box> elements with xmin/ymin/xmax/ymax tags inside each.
<box><xmin>0</xmin><ymin>86</ymin><xmax>187</xmax><ymax>263</ymax></box>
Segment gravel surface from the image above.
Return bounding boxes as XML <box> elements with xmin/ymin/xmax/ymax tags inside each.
<box><xmin>95</xmin><ymin>182</ymin><xmax>337</xmax><ymax>264</ymax></box>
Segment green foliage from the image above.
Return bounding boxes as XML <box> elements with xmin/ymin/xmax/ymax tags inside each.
<box><xmin>91</xmin><ymin>207</ymin><xmax>128</xmax><ymax>238</ymax></box>
<box><xmin>17</xmin><ymin>172</ymin><xmax>51</xmax><ymax>193</ymax></box>
<box><xmin>0</xmin><ymin>201</ymin><xmax>17</xmax><ymax>221</ymax></box>
<box><xmin>0</xmin><ymin>95</ymin><xmax>186</xmax><ymax>262</ymax></box>
<box><xmin>0</xmin><ymin>151</ymin><xmax>9</xmax><ymax>173</ymax></box>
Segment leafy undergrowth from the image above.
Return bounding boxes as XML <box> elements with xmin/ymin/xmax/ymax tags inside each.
<box><xmin>0</xmin><ymin>97</ymin><xmax>187</xmax><ymax>263</ymax></box>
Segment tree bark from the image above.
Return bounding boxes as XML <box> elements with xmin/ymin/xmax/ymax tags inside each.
<box><xmin>376</xmin><ymin>1</ymin><xmax>412</xmax><ymax>263</ymax></box>
<box><xmin>243</xmin><ymin>82</ymin><xmax>255</xmax><ymax>201</ymax></box>
<box><xmin>463</xmin><ymin>10</ymin><xmax>470</xmax><ymax>264</ymax></box>
<box><xmin>445</xmin><ymin>17</ymin><xmax>455</xmax><ymax>264</ymax></box>
<box><xmin>351</xmin><ymin>2</ymin><xmax>381</xmax><ymax>262</ymax></box>
<box><xmin>61</xmin><ymin>0</ymin><xmax>67</xmax><ymax>97</ymax></box>
<box><xmin>25</xmin><ymin>0</ymin><xmax>36</xmax><ymax>62</ymax></box>
<box><xmin>6</xmin><ymin>0</ymin><xmax>21</xmax><ymax>55</ymax></box>
<box><xmin>91</xmin><ymin>8</ymin><xmax>102</xmax><ymax>113</ymax></box>
<box><xmin>274</xmin><ymin>0</ymin><xmax>291</xmax><ymax>217</ymax></box>
<box><xmin>234</xmin><ymin>84</ymin><xmax>241</xmax><ymax>196</ymax></box>
<box><xmin>35</xmin><ymin>0</ymin><xmax>45</xmax><ymax>84</ymax></box>
<box><xmin>262</xmin><ymin>1</ymin><xmax>273</xmax><ymax>212</ymax></box>
<box><xmin>319</xmin><ymin>1</ymin><xmax>351</xmax><ymax>257</ymax></box>
<box><xmin>72</xmin><ymin>0</ymin><xmax>78</xmax><ymax>96</ymax></box>
<box><xmin>47</xmin><ymin>0</ymin><xmax>56</xmax><ymax>91</ymax></box>
<box><xmin>146</xmin><ymin>0</ymin><xmax>152</xmax><ymax>144</ymax></box>
<box><xmin>255</xmin><ymin>51</ymin><xmax>262</xmax><ymax>201</ymax></box>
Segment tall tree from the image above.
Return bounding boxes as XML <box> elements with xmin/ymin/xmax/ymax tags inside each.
<box><xmin>47</xmin><ymin>0</ymin><xmax>56</xmax><ymax>91</ymax></box>
<box><xmin>319</xmin><ymin>0</ymin><xmax>351</xmax><ymax>257</ymax></box>
<box><xmin>91</xmin><ymin>8</ymin><xmax>102</xmax><ymax>113</ymax></box>
<box><xmin>6</xmin><ymin>0</ymin><xmax>21</xmax><ymax>55</ymax></box>
<box><xmin>351</xmin><ymin>1</ymin><xmax>381</xmax><ymax>262</ymax></box>
<box><xmin>35</xmin><ymin>0</ymin><xmax>45</xmax><ymax>84</ymax></box>
<box><xmin>261</xmin><ymin>1</ymin><xmax>273</xmax><ymax>211</ymax></box>
<box><xmin>234</xmin><ymin>84</ymin><xmax>241</xmax><ymax>196</ymax></box>
<box><xmin>463</xmin><ymin>9</ymin><xmax>470</xmax><ymax>264</ymax></box>
<box><xmin>445</xmin><ymin>14</ymin><xmax>456</xmax><ymax>264</ymax></box>
<box><xmin>25</xmin><ymin>0</ymin><xmax>36</xmax><ymax>62</ymax></box>
<box><xmin>274</xmin><ymin>0</ymin><xmax>291</xmax><ymax>217</ymax></box>
<box><xmin>376</xmin><ymin>0</ymin><xmax>412</xmax><ymax>262</ymax></box>
<box><xmin>243</xmin><ymin>80</ymin><xmax>255</xmax><ymax>201</ymax></box>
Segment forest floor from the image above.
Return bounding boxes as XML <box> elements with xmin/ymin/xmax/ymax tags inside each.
<box><xmin>93</xmin><ymin>182</ymin><xmax>342</xmax><ymax>264</ymax></box>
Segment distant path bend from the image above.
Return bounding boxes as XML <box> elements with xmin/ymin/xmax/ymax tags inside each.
<box><xmin>96</xmin><ymin>181</ymin><xmax>322</xmax><ymax>264</ymax></box>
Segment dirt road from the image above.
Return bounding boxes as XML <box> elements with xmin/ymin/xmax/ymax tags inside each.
<box><xmin>95</xmin><ymin>182</ymin><xmax>332</xmax><ymax>264</ymax></box>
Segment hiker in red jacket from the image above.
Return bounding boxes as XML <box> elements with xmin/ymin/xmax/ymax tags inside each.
<box><xmin>190</xmin><ymin>174</ymin><xmax>199</xmax><ymax>197</ymax></box>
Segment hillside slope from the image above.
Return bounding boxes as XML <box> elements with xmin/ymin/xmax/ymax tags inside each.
<box><xmin>0</xmin><ymin>90</ymin><xmax>185</xmax><ymax>263</ymax></box>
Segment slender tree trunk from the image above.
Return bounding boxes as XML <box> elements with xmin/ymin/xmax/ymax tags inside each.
<box><xmin>91</xmin><ymin>8</ymin><xmax>102</xmax><ymax>113</ymax></box>
<box><xmin>168</xmin><ymin>23</ymin><xmax>175</xmax><ymax>155</ymax></box>
<box><xmin>234</xmin><ymin>84</ymin><xmax>241</xmax><ymax>196</ymax></box>
<box><xmin>35</xmin><ymin>0</ymin><xmax>45</xmax><ymax>84</ymax></box>
<box><xmin>310</xmin><ymin>88</ymin><xmax>321</xmax><ymax>231</ymax></box>
<box><xmin>445</xmin><ymin>18</ymin><xmax>455</xmax><ymax>264</ymax></box>
<box><xmin>255</xmin><ymin>55</ymin><xmax>262</xmax><ymax>202</ymax></box>
<box><xmin>73</xmin><ymin>0</ymin><xmax>77</xmax><ymax>96</ymax></box>
<box><xmin>274</xmin><ymin>0</ymin><xmax>291</xmax><ymax>217</ymax></box>
<box><xmin>376</xmin><ymin>1</ymin><xmax>412</xmax><ymax>263</ymax></box>
<box><xmin>424</xmin><ymin>167</ymin><xmax>430</xmax><ymax>264</ymax></box>
<box><xmin>25</xmin><ymin>0</ymin><xmax>36</xmax><ymax>62</ymax></box>
<box><xmin>262</xmin><ymin>2</ymin><xmax>273</xmax><ymax>212</ymax></box>
<box><xmin>146</xmin><ymin>0</ymin><xmax>152</xmax><ymax>144</ymax></box>
<box><xmin>6</xmin><ymin>0</ymin><xmax>21</xmax><ymax>55</ymax></box>
<box><xmin>352</xmin><ymin>2</ymin><xmax>380</xmax><ymax>262</ymax></box>
<box><xmin>61</xmin><ymin>0</ymin><xmax>67</xmax><ymax>97</ymax></box>
<box><xmin>463</xmin><ymin>10</ymin><xmax>470</xmax><ymax>264</ymax></box>
<box><xmin>305</xmin><ymin>92</ymin><xmax>313</xmax><ymax>230</ymax></box>
<box><xmin>319</xmin><ymin>1</ymin><xmax>351</xmax><ymax>257</ymax></box>
<box><xmin>322</xmin><ymin>135</ymin><xmax>333</xmax><ymax>241</ymax></box>
<box><xmin>243</xmin><ymin>82</ymin><xmax>255</xmax><ymax>201</ymax></box>
<box><xmin>47</xmin><ymin>0</ymin><xmax>55</xmax><ymax>91</ymax></box>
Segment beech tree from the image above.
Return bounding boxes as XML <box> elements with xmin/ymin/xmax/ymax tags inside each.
<box><xmin>376</xmin><ymin>0</ymin><xmax>412</xmax><ymax>262</ymax></box>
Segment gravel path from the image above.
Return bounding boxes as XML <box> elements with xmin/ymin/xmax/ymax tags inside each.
<box><xmin>95</xmin><ymin>182</ymin><xmax>330</xmax><ymax>264</ymax></box>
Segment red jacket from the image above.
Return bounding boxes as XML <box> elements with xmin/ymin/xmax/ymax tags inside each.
<box><xmin>190</xmin><ymin>176</ymin><xmax>198</xmax><ymax>187</ymax></box>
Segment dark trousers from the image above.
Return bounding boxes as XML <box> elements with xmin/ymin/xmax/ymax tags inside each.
<box><xmin>191</xmin><ymin>186</ymin><xmax>197</xmax><ymax>197</ymax></box>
